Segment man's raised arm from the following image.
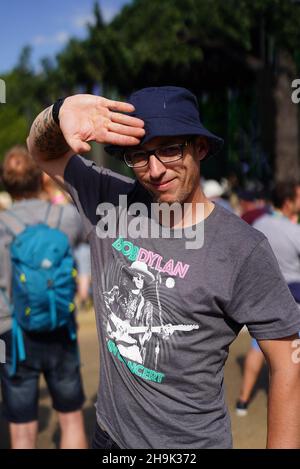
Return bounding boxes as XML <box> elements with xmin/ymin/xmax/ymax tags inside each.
<box><xmin>27</xmin><ymin>94</ymin><xmax>145</xmax><ymax>186</ymax></box>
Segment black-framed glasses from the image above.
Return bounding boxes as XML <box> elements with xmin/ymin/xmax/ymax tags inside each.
<box><xmin>123</xmin><ymin>141</ymin><xmax>190</xmax><ymax>168</ymax></box>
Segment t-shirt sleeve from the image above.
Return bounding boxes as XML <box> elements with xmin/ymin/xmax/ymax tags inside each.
<box><xmin>63</xmin><ymin>154</ymin><xmax>134</xmax><ymax>237</ymax></box>
<box><xmin>226</xmin><ymin>238</ymin><xmax>300</xmax><ymax>340</ymax></box>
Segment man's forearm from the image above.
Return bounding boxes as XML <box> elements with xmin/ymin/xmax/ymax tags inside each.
<box><xmin>267</xmin><ymin>370</ymin><xmax>300</xmax><ymax>448</ymax></box>
<box><xmin>28</xmin><ymin>105</ymin><xmax>70</xmax><ymax>161</ymax></box>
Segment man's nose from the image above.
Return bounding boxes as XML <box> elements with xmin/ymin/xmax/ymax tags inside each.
<box><xmin>148</xmin><ymin>154</ymin><xmax>167</xmax><ymax>179</ymax></box>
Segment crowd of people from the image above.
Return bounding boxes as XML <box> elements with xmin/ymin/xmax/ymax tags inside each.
<box><xmin>1</xmin><ymin>86</ymin><xmax>300</xmax><ymax>449</ymax></box>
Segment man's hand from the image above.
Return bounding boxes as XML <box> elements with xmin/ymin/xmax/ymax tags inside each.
<box><xmin>59</xmin><ymin>94</ymin><xmax>145</xmax><ymax>154</ymax></box>
<box><xmin>27</xmin><ymin>93</ymin><xmax>145</xmax><ymax>187</ymax></box>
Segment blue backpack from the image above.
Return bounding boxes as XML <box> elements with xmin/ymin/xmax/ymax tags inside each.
<box><xmin>0</xmin><ymin>204</ymin><xmax>77</xmax><ymax>374</ymax></box>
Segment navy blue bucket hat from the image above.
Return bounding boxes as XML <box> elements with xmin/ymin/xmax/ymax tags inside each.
<box><xmin>105</xmin><ymin>86</ymin><xmax>223</xmax><ymax>159</ymax></box>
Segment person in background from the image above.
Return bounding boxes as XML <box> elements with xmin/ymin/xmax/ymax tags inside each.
<box><xmin>0</xmin><ymin>191</ymin><xmax>12</xmax><ymax>211</ymax></box>
<box><xmin>238</xmin><ymin>188</ymin><xmax>270</xmax><ymax>225</ymax></box>
<box><xmin>0</xmin><ymin>166</ymin><xmax>12</xmax><ymax>211</ymax></box>
<box><xmin>202</xmin><ymin>179</ymin><xmax>234</xmax><ymax>212</ymax></box>
<box><xmin>73</xmin><ymin>242</ymin><xmax>92</xmax><ymax>309</ymax></box>
<box><xmin>0</xmin><ymin>146</ymin><xmax>87</xmax><ymax>449</ymax></box>
<box><xmin>236</xmin><ymin>181</ymin><xmax>300</xmax><ymax>415</ymax></box>
<box><xmin>41</xmin><ymin>172</ymin><xmax>92</xmax><ymax>309</ymax></box>
<box><xmin>41</xmin><ymin>172</ymin><xmax>70</xmax><ymax>205</ymax></box>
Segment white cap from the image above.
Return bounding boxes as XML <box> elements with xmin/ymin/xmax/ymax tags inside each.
<box><xmin>203</xmin><ymin>180</ymin><xmax>224</xmax><ymax>199</ymax></box>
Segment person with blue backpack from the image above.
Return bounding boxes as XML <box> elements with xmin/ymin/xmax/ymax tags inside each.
<box><xmin>0</xmin><ymin>145</ymin><xmax>87</xmax><ymax>449</ymax></box>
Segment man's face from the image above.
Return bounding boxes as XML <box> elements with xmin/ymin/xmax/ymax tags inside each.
<box><xmin>131</xmin><ymin>136</ymin><xmax>208</xmax><ymax>204</ymax></box>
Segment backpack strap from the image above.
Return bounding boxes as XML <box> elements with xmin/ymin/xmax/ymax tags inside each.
<box><xmin>45</xmin><ymin>204</ymin><xmax>66</xmax><ymax>331</ymax></box>
<box><xmin>47</xmin><ymin>288</ymin><xmax>57</xmax><ymax>330</ymax></box>
<box><xmin>0</xmin><ymin>287</ymin><xmax>12</xmax><ymax>312</ymax></box>
<box><xmin>67</xmin><ymin>317</ymin><xmax>77</xmax><ymax>341</ymax></box>
<box><xmin>10</xmin><ymin>318</ymin><xmax>26</xmax><ymax>376</ymax></box>
<box><xmin>0</xmin><ymin>211</ymin><xmax>25</xmax><ymax>237</ymax></box>
<box><xmin>46</xmin><ymin>203</ymin><xmax>63</xmax><ymax>229</ymax></box>
<box><xmin>0</xmin><ymin>203</ymin><xmax>63</xmax><ymax>233</ymax></box>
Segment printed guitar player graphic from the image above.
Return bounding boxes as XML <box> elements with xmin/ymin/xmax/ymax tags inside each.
<box><xmin>108</xmin><ymin>310</ymin><xmax>199</xmax><ymax>343</ymax></box>
<box><xmin>103</xmin><ymin>259</ymin><xmax>199</xmax><ymax>369</ymax></box>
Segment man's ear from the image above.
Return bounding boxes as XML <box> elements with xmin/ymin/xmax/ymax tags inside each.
<box><xmin>194</xmin><ymin>137</ymin><xmax>209</xmax><ymax>161</ymax></box>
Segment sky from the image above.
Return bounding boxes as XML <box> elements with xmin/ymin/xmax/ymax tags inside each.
<box><xmin>0</xmin><ymin>0</ymin><xmax>131</xmax><ymax>74</ymax></box>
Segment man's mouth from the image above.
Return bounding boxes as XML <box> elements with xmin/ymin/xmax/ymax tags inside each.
<box><xmin>149</xmin><ymin>178</ymin><xmax>176</xmax><ymax>191</ymax></box>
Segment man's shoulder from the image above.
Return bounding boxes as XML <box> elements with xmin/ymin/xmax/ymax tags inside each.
<box><xmin>9</xmin><ymin>198</ymin><xmax>47</xmax><ymax>211</ymax></box>
<box><xmin>215</xmin><ymin>204</ymin><xmax>265</xmax><ymax>238</ymax></box>
<box><xmin>0</xmin><ymin>199</ymin><xmax>48</xmax><ymax>244</ymax></box>
<box><xmin>60</xmin><ymin>201</ymin><xmax>78</xmax><ymax>218</ymax></box>
<box><xmin>67</xmin><ymin>154</ymin><xmax>135</xmax><ymax>186</ymax></box>
<box><xmin>213</xmin><ymin>204</ymin><xmax>266</xmax><ymax>251</ymax></box>
<box><xmin>59</xmin><ymin>201</ymin><xmax>82</xmax><ymax>228</ymax></box>
<box><xmin>65</xmin><ymin>154</ymin><xmax>138</xmax><ymax>206</ymax></box>
<box><xmin>1</xmin><ymin>199</ymin><xmax>77</xmax><ymax>230</ymax></box>
<box><xmin>1</xmin><ymin>199</ymin><xmax>48</xmax><ymax>223</ymax></box>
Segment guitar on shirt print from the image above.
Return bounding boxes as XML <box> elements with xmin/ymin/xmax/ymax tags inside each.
<box><xmin>107</xmin><ymin>311</ymin><xmax>199</xmax><ymax>344</ymax></box>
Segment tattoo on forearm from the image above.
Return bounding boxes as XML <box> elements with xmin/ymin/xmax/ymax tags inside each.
<box><xmin>33</xmin><ymin>106</ymin><xmax>70</xmax><ymax>159</ymax></box>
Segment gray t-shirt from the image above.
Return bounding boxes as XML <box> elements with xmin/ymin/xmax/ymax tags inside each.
<box><xmin>253</xmin><ymin>213</ymin><xmax>300</xmax><ymax>284</ymax></box>
<box><xmin>65</xmin><ymin>155</ymin><xmax>300</xmax><ymax>449</ymax></box>
<box><xmin>0</xmin><ymin>199</ymin><xmax>83</xmax><ymax>334</ymax></box>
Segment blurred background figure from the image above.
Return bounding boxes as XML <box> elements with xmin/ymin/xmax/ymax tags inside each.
<box><xmin>0</xmin><ymin>191</ymin><xmax>12</xmax><ymax>211</ymax></box>
<box><xmin>236</xmin><ymin>181</ymin><xmax>300</xmax><ymax>416</ymax></box>
<box><xmin>0</xmin><ymin>146</ymin><xmax>87</xmax><ymax>448</ymax></box>
<box><xmin>41</xmin><ymin>173</ymin><xmax>92</xmax><ymax>310</ymax></box>
<box><xmin>73</xmin><ymin>243</ymin><xmax>92</xmax><ymax>310</ymax></box>
<box><xmin>41</xmin><ymin>173</ymin><xmax>70</xmax><ymax>205</ymax></box>
<box><xmin>0</xmin><ymin>166</ymin><xmax>12</xmax><ymax>211</ymax></box>
<box><xmin>237</xmin><ymin>186</ymin><xmax>271</xmax><ymax>225</ymax></box>
<box><xmin>203</xmin><ymin>178</ymin><xmax>235</xmax><ymax>212</ymax></box>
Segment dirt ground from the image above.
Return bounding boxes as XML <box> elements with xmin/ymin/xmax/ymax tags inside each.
<box><xmin>0</xmin><ymin>308</ymin><xmax>268</xmax><ymax>449</ymax></box>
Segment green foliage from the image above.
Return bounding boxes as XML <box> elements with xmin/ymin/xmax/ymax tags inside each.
<box><xmin>1</xmin><ymin>0</ymin><xmax>300</xmax><ymax>179</ymax></box>
<box><xmin>0</xmin><ymin>47</ymin><xmax>42</xmax><ymax>160</ymax></box>
<box><xmin>97</xmin><ymin>0</ymin><xmax>300</xmax><ymax>93</ymax></box>
<box><xmin>0</xmin><ymin>105</ymin><xmax>28</xmax><ymax>158</ymax></box>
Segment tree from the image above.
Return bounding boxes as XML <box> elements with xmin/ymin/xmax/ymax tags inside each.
<box><xmin>2</xmin><ymin>0</ymin><xmax>300</xmax><ymax>182</ymax></box>
<box><xmin>0</xmin><ymin>47</ymin><xmax>41</xmax><ymax>160</ymax></box>
<box><xmin>90</xmin><ymin>0</ymin><xmax>300</xmax><ymax>182</ymax></box>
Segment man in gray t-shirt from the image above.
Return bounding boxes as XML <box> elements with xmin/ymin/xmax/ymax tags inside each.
<box><xmin>28</xmin><ymin>87</ymin><xmax>300</xmax><ymax>449</ymax></box>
